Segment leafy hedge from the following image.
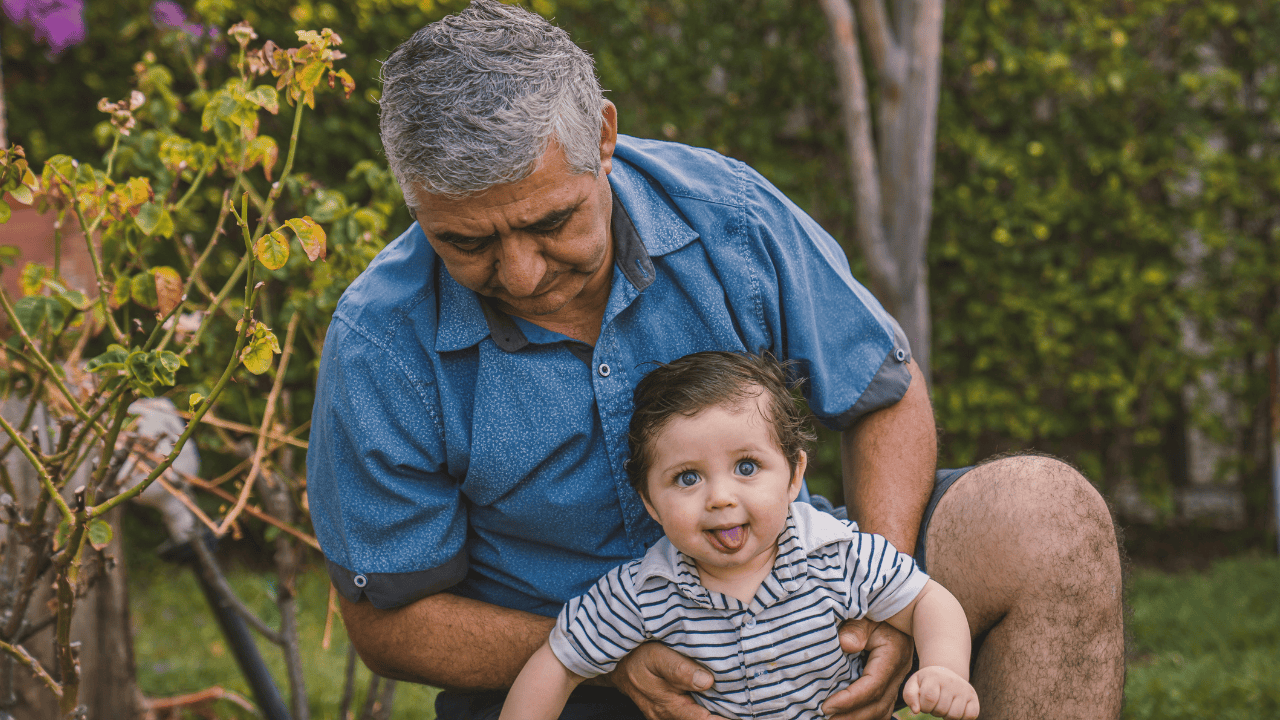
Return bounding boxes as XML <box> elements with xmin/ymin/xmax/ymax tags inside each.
<box><xmin>4</xmin><ymin>0</ymin><xmax>1277</xmax><ymax>522</ymax></box>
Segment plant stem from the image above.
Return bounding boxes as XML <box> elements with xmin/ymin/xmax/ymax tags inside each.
<box><xmin>0</xmin><ymin>412</ymin><xmax>71</xmax><ymax>521</ymax></box>
<box><xmin>89</xmin><ymin>284</ymin><xmax>262</xmax><ymax>520</ymax></box>
<box><xmin>0</xmin><ymin>640</ymin><xmax>60</xmax><ymax>698</ymax></box>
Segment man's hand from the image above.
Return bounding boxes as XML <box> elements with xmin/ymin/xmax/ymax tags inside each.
<box><xmin>607</xmin><ymin>641</ymin><xmax>724</xmax><ymax>720</ymax></box>
<box><xmin>821</xmin><ymin>618</ymin><xmax>914</xmax><ymax>720</ymax></box>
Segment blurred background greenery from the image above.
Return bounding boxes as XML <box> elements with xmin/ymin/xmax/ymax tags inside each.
<box><xmin>3</xmin><ymin>0</ymin><xmax>1279</xmax><ymax>717</ymax></box>
<box><xmin>7</xmin><ymin>0</ymin><xmax>1278</xmax><ymax>520</ymax></box>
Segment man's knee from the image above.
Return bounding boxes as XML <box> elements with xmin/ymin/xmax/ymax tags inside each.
<box><xmin>929</xmin><ymin>455</ymin><xmax>1122</xmax><ymax>609</ymax></box>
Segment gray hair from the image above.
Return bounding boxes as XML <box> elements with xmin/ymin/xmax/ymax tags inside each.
<box><xmin>379</xmin><ymin>0</ymin><xmax>606</xmax><ymax>203</ymax></box>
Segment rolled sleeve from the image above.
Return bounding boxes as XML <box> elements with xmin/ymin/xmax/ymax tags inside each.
<box><xmin>308</xmin><ymin>315</ymin><xmax>467</xmax><ymax>610</ymax></box>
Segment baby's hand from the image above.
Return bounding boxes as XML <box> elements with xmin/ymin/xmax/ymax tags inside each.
<box><xmin>902</xmin><ymin>665</ymin><xmax>979</xmax><ymax>720</ymax></box>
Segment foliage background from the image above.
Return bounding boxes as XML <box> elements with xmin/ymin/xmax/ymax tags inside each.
<box><xmin>8</xmin><ymin>0</ymin><xmax>1275</xmax><ymax>529</ymax></box>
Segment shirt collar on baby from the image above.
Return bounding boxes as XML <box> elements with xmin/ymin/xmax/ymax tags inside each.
<box><xmin>634</xmin><ymin>502</ymin><xmax>857</xmax><ymax>608</ymax></box>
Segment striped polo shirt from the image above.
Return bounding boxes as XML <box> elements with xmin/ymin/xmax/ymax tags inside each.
<box><xmin>548</xmin><ymin>502</ymin><xmax>929</xmax><ymax>719</ymax></box>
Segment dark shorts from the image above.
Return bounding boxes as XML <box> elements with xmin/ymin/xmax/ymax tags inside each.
<box><xmin>434</xmin><ymin>466</ymin><xmax>976</xmax><ymax>720</ymax></box>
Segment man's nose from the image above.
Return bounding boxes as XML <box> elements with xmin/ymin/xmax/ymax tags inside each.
<box><xmin>494</xmin><ymin>233</ymin><xmax>546</xmax><ymax>297</ymax></box>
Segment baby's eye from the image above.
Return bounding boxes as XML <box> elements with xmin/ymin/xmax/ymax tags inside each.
<box><xmin>735</xmin><ymin>460</ymin><xmax>758</xmax><ymax>476</ymax></box>
<box><xmin>674</xmin><ymin>471</ymin><xmax>701</xmax><ymax>488</ymax></box>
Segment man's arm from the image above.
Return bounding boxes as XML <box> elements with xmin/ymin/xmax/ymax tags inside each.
<box><xmin>340</xmin><ymin>591</ymin><xmax>553</xmax><ymax>690</ymax></box>
<box><xmin>823</xmin><ymin>358</ymin><xmax>937</xmax><ymax>720</ymax></box>
<box><xmin>842</xmin><ymin>358</ymin><xmax>935</xmax><ymax>551</ymax></box>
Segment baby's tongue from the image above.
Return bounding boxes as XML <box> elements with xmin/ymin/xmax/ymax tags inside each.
<box><xmin>712</xmin><ymin>525</ymin><xmax>747</xmax><ymax>551</ymax></box>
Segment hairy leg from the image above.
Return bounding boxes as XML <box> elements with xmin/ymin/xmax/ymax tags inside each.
<box><xmin>924</xmin><ymin>455</ymin><xmax>1125</xmax><ymax>719</ymax></box>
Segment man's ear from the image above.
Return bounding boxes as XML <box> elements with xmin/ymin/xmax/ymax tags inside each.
<box><xmin>788</xmin><ymin>450</ymin><xmax>808</xmax><ymax>502</ymax></box>
<box><xmin>599</xmin><ymin>101</ymin><xmax>618</xmax><ymax>176</ymax></box>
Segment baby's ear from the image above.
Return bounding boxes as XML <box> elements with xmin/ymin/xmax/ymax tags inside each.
<box><xmin>639</xmin><ymin>487</ymin><xmax>662</xmax><ymax>523</ymax></box>
<box><xmin>788</xmin><ymin>450</ymin><xmax>808</xmax><ymax>501</ymax></box>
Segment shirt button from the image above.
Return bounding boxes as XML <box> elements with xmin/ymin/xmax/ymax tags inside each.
<box><xmin>743</xmin><ymin>615</ymin><xmax>756</xmax><ymax>628</ymax></box>
<box><xmin>894</xmin><ymin>348</ymin><xmax>907</xmax><ymax>362</ymax></box>
<box><xmin>353</xmin><ymin>574</ymin><xmax>368</xmax><ymax>588</ymax></box>
<box><xmin>598</xmin><ymin>363</ymin><xmax>611</xmax><ymax>377</ymax></box>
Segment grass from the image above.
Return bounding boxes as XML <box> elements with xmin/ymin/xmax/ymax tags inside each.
<box><xmin>126</xmin><ymin>521</ymin><xmax>439</xmax><ymax>719</ymax></box>
<box><xmin>126</xmin><ymin>514</ymin><xmax>1280</xmax><ymax>719</ymax></box>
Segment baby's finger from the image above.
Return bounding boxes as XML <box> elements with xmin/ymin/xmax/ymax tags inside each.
<box><xmin>964</xmin><ymin>694</ymin><xmax>981</xmax><ymax>720</ymax></box>
<box><xmin>916</xmin><ymin>675</ymin><xmax>942</xmax><ymax>714</ymax></box>
<box><xmin>902</xmin><ymin>675</ymin><xmax>920</xmax><ymax>714</ymax></box>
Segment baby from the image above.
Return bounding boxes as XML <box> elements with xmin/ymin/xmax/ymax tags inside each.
<box><xmin>501</xmin><ymin>351</ymin><xmax>979</xmax><ymax>720</ymax></box>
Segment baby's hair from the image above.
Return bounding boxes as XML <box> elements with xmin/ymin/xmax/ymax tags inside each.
<box><xmin>626</xmin><ymin>351</ymin><xmax>817</xmax><ymax>494</ymax></box>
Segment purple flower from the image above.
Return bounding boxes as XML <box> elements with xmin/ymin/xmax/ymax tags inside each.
<box><xmin>2</xmin><ymin>0</ymin><xmax>86</xmax><ymax>55</ymax></box>
<box><xmin>152</xmin><ymin>0</ymin><xmax>204</xmax><ymax>37</ymax></box>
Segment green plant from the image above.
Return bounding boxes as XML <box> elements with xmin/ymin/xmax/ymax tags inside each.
<box><xmin>0</xmin><ymin>20</ymin><xmax>396</xmax><ymax>715</ymax></box>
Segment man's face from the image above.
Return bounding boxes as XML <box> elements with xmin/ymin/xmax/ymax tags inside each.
<box><xmin>409</xmin><ymin>132</ymin><xmax>616</xmax><ymax>323</ymax></box>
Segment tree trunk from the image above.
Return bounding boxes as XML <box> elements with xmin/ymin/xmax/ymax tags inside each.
<box><xmin>819</xmin><ymin>0</ymin><xmax>944</xmax><ymax>384</ymax></box>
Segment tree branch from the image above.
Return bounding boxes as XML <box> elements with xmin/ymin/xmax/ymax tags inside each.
<box><xmin>818</xmin><ymin>0</ymin><xmax>899</xmax><ymax>299</ymax></box>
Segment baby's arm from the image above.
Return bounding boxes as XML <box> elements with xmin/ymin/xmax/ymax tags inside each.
<box><xmin>883</xmin><ymin>579</ymin><xmax>979</xmax><ymax>720</ymax></box>
<box><xmin>499</xmin><ymin>640</ymin><xmax>587</xmax><ymax>720</ymax></box>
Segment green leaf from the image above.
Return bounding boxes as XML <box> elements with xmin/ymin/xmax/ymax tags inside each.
<box><xmin>153</xmin><ymin>350</ymin><xmax>183</xmax><ymax>386</ymax></box>
<box><xmin>126</xmin><ymin>350</ymin><xmax>158</xmax><ymax>386</ymax></box>
<box><xmin>58</xmin><ymin>288</ymin><xmax>91</xmax><ymax>311</ymax></box>
<box><xmin>86</xmin><ymin>344</ymin><xmax>130</xmax><ymax>373</ymax></box>
<box><xmin>245</xmin><ymin>85</ymin><xmax>279</xmax><ymax>115</ymax></box>
<box><xmin>152</xmin><ymin>266</ymin><xmax>183</xmax><ymax>317</ymax></box>
<box><xmin>0</xmin><ymin>245</ymin><xmax>18</xmax><ymax>267</ymax></box>
<box><xmin>130</xmin><ymin>272</ymin><xmax>158</xmax><ymax>309</ymax></box>
<box><xmin>255</xmin><ymin>229</ymin><xmax>290</xmax><ymax>270</ymax></box>
<box><xmin>87</xmin><ymin>519</ymin><xmax>113</xmax><ymax>551</ymax></box>
<box><xmin>0</xmin><ymin>201</ymin><xmax>9</xmax><ymax>225</ymax></box>
<box><xmin>135</xmin><ymin>201</ymin><xmax>174</xmax><ymax>237</ymax></box>
<box><xmin>111</xmin><ymin>275</ymin><xmax>131</xmax><ymax>308</ymax></box>
<box><xmin>12</xmin><ymin>296</ymin><xmax>65</xmax><ymax>335</ymax></box>
<box><xmin>189</xmin><ymin>392</ymin><xmax>205</xmax><ymax>413</ymax></box>
<box><xmin>285</xmin><ymin>216</ymin><xmax>326</xmax><ymax>261</ymax></box>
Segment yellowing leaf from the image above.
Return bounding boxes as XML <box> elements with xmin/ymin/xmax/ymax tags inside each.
<box><xmin>332</xmin><ymin>69</ymin><xmax>356</xmax><ymax>99</ymax></box>
<box><xmin>245</xmin><ymin>136</ymin><xmax>279</xmax><ymax>181</ymax></box>
<box><xmin>245</xmin><ymin>85</ymin><xmax>280</xmax><ymax>115</ymax></box>
<box><xmin>152</xmin><ymin>266</ymin><xmax>183</xmax><ymax>317</ymax></box>
<box><xmin>285</xmin><ymin>216</ymin><xmax>326</xmax><ymax>261</ymax></box>
<box><xmin>189</xmin><ymin>392</ymin><xmax>205</xmax><ymax>412</ymax></box>
<box><xmin>239</xmin><ymin>326</ymin><xmax>280</xmax><ymax>375</ymax></box>
<box><xmin>9</xmin><ymin>185</ymin><xmax>33</xmax><ymax>205</ymax></box>
<box><xmin>111</xmin><ymin>275</ymin><xmax>131</xmax><ymax>309</ymax></box>
<box><xmin>255</xmin><ymin>229</ymin><xmax>290</xmax><ymax>270</ymax></box>
<box><xmin>20</xmin><ymin>263</ymin><xmax>48</xmax><ymax>297</ymax></box>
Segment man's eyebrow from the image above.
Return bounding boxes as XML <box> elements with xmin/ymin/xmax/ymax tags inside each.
<box><xmin>431</xmin><ymin>202</ymin><xmax>582</xmax><ymax>245</ymax></box>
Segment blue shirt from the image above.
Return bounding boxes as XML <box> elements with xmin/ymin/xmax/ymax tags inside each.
<box><xmin>307</xmin><ymin>135</ymin><xmax>913</xmax><ymax>615</ymax></box>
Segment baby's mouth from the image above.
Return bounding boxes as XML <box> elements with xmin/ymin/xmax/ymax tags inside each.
<box><xmin>706</xmin><ymin>524</ymin><xmax>748</xmax><ymax>553</ymax></box>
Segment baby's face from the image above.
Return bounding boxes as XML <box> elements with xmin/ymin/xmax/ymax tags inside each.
<box><xmin>640</xmin><ymin>390</ymin><xmax>805</xmax><ymax>583</ymax></box>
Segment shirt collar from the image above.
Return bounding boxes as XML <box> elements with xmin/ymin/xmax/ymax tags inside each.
<box><xmin>434</xmin><ymin>183</ymin><xmax>663</xmax><ymax>354</ymax></box>
<box><xmin>634</xmin><ymin>502</ymin><xmax>856</xmax><ymax>608</ymax></box>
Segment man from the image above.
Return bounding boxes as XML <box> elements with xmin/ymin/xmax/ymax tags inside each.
<box><xmin>307</xmin><ymin>2</ymin><xmax>1125</xmax><ymax>719</ymax></box>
